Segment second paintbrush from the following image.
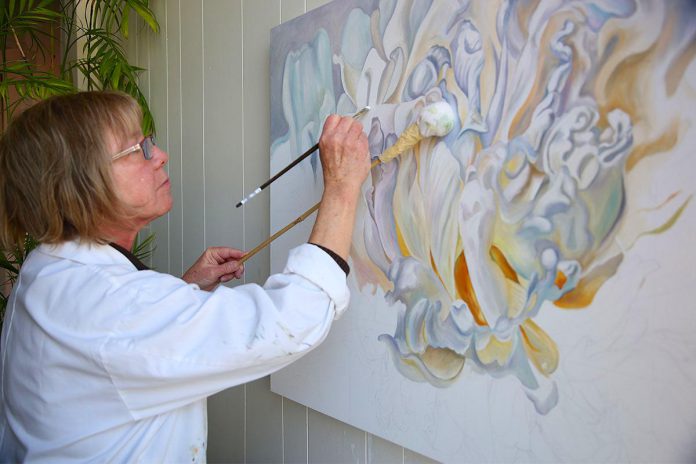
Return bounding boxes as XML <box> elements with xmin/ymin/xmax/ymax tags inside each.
<box><xmin>235</xmin><ymin>106</ymin><xmax>370</xmax><ymax>208</ymax></box>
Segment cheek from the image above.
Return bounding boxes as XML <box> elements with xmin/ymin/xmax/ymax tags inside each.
<box><xmin>113</xmin><ymin>170</ymin><xmax>155</xmax><ymax>207</ymax></box>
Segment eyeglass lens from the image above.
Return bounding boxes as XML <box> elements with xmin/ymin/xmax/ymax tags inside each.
<box><xmin>142</xmin><ymin>136</ymin><xmax>156</xmax><ymax>160</ymax></box>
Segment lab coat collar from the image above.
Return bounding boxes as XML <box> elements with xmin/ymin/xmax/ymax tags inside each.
<box><xmin>37</xmin><ymin>240</ymin><xmax>136</xmax><ymax>269</ymax></box>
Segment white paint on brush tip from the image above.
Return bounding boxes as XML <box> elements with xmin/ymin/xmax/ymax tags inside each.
<box><xmin>417</xmin><ymin>101</ymin><xmax>456</xmax><ymax>137</ymax></box>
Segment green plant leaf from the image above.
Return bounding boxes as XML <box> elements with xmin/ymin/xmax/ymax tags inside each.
<box><xmin>132</xmin><ymin>232</ymin><xmax>156</xmax><ymax>263</ymax></box>
<box><xmin>1</xmin><ymin>0</ymin><xmax>61</xmax><ymax>64</ymax></box>
<box><xmin>126</xmin><ymin>0</ymin><xmax>158</xmax><ymax>33</ymax></box>
<box><xmin>0</xmin><ymin>62</ymin><xmax>75</xmax><ymax>116</ymax></box>
<box><xmin>119</xmin><ymin>5</ymin><xmax>129</xmax><ymax>38</ymax></box>
<box><xmin>0</xmin><ymin>251</ymin><xmax>19</xmax><ymax>275</ymax></box>
<box><xmin>1</xmin><ymin>292</ymin><xmax>7</xmax><ymax>321</ymax></box>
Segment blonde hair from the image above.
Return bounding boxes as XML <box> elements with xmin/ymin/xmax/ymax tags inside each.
<box><xmin>0</xmin><ymin>91</ymin><xmax>143</xmax><ymax>249</ymax></box>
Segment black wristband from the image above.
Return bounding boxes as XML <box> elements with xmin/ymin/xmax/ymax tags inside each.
<box><xmin>308</xmin><ymin>243</ymin><xmax>350</xmax><ymax>276</ymax></box>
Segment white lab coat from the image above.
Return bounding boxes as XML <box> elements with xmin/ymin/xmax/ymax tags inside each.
<box><xmin>0</xmin><ymin>240</ymin><xmax>349</xmax><ymax>462</ymax></box>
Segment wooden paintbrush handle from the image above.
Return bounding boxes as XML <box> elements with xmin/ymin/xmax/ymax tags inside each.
<box><xmin>239</xmin><ymin>202</ymin><xmax>321</xmax><ymax>264</ymax></box>
<box><xmin>239</xmin><ymin>157</ymin><xmax>383</xmax><ymax>264</ymax></box>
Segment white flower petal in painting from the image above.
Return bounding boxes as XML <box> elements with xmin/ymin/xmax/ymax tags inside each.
<box><xmin>271</xmin><ymin>29</ymin><xmax>336</xmax><ymax>183</ymax></box>
<box><xmin>272</xmin><ymin>0</ymin><xmax>696</xmax><ymax>417</ymax></box>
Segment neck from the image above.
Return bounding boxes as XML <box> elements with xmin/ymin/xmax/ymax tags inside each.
<box><xmin>100</xmin><ymin>225</ymin><xmax>139</xmax><ymax>251</ymax></box>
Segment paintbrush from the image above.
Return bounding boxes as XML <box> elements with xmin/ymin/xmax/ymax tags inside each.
<box><xmin>235</xmin><ymin>106</ymin><xmax>370</xmax><ymax>208</ymax></box>
<box><xmin>239</xmin><ymin>101</ymin><xmax>456</xmax><ymax>264</ymax></box>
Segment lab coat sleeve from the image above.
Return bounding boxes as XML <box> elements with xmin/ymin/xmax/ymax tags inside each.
<box><xmin>99</xmin><ymin>244</ymin><xmax>349</xmax><ymax>420</ymax></box>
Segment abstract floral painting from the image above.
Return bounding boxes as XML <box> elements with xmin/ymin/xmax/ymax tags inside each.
<box><xmin>270</xmin><ymin>1</ymin><xmax>696</xmax><ymax>461</ymax></box>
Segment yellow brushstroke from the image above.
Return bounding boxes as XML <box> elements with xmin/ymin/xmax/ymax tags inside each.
<box><xmin>429</xmin><ymin>251</ymin><xmax>446</xmax><ymax>293</ymax></box>
<box><xmin>520</xmin><ymin>319</ymin><xmax>559</xmax><ymax>376</ymax></box>
<box><xmin>554</xmin><ymin>270</ymin><xmax>567</xmax><ymax>289</ymax></box>
<box><xmin>626</xmin><ymin>122</ymin><xmax>679</xmax><ymax>171</ymax></box>
<box><xmin>490</xmin><ymin>245</ymin><xmax>520</xmax><ymax>283</ymax></box>
<box><xmin>394</xmin><ymin>218</ymin><xmax>411</xmax><ymax>258</ymax></box>
<box><xmin>637</xmin><ymin>191</ymin><xmax>680</xmax><ymax>213</ymax></box>
<box><xmin>598</xmin><ymin>43</ymin><xmax>653</xmax><ymax>127</ymax></box>
<box><xmin>516</xmin><ymin>0</ymin><xmax>542</xmax><ymax>42</ymax></box>
<box><xmin>596</xmin><ymin>22</ymin><xmax>664</xmax><ymax>125</ymax></box>
<box><xmin>454</xmin><ymin>252</ymin><xmax>489</xmax><ymax>326</ymax></box>
<box><xmin>508</xmin><ymin>14</ymin><xmax>576</xmax><ymax>138</ymax></box>
<box><xmin>666</xmin><ymin>38</ymin><xmax>696</xmax><ymax>97</ymax></box>
<box><xmin>596</xmin><ymin>11</ymin><xmax>679</xmax><ymax>131</ymax></box>
<box><xmin>555</xmin><ymin>254</ymin><xmax>623</xmax><ymax>309</ymax></box>
<box><xmin>507</xmin><ymin>59</ymin><xmax>548</xmax><ymax>138</ymax></box>
<box><xmin>639</xmin><ymin>196</ymin><xmax>692</xmax><ymax>238</ymax></box>
<box><xmin>420</xmin><ymin>347</ymin><xmax>466</xmax><ymax>379</ymax></box>
<box><xmin>476</xmin><ymin>335</ymin><xmax>514</xmax><ymax>366</ymax></box>
<box><xmin>505</xmin><ymin>279</ymin><xmax>528</xmax><ymax>320</ymax></box>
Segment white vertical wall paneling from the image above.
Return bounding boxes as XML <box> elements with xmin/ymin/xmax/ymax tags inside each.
<box><xmin>147</xmin><ymin>0</ymin><xmax>170</xmax><ymax>273</ymax></box>
<box><xmin>241</xmin><ymin>0</ymin><xmax>274</xmax><ymax>286</ymax></box>
<box><xmin>241</xmin><ymin>2</ymin><xmax>285</xmax><ymax>460</ymax></box>
<box><xmin>368</xmin><ymin>433</ymin><xmax>408</xmax><ymax>464</ymax></box>
<box><xmin>135</xmin><ymin>11</ymin><xmax>153</xmax><ymax>267</ymax></box>
<box><xmin>281</xmin><ymin>0</ymin><xmax>305</xmax><ymax>23</ymax></box>
<box><xmin>202</xmin><ymin>1</ymin><xmax>245</xmax><ymax>256</ymax></box>
<box><xmin>246</xmin><ymin>376</ymin><xmax>283</xmax><ymax>463</ymax></box>
<box><xmin>307</xmin><ymin>408</ymin><xmax>366</xmax><ymax>464</ymax></box>
<box><xmin>165</xmin><ymin>0</ymin><xmax>184</xmax><ymax>276</ymax></box>
<box><xmin>179</xmin><ymin>0</ymin><xmax>205</xmax><ymax>269</ymax></box>
<box><xmin>202</xmin><ymin>1</ymin><xmax>247</xmax><ymax>462</ymax></box>
<box><xmin>306</xmin><ymin>0</ymin><xmax>331</xmax><ymax>12</ymax></box>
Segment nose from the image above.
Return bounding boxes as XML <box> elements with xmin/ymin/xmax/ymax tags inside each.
<box><xmin>152</xmin><ymin>144</ymin><xmax>169</xmax><ymax>167</ymax></box>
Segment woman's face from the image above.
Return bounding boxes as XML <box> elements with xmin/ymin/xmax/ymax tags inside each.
<box><xmin>110</xmin><ymin>131</ymin><xmax>172</xmax><ymax>225</ymax></box>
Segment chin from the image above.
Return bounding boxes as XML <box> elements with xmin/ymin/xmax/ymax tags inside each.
<box><xmin>160</xmin><ymin>199</ymin><xmax>173</xmax><ymax>216</ymax></box>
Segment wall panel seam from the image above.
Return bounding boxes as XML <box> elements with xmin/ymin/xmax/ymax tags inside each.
<box><xmin>305</xmin><ymin>406</ymin><xmax>308</xmax><ymax>464</ymax></box>
<box><xmin>201</xmin><ymin>0</ymin><xmax>206</xmax><ymax>249</ymax></box>
<box><xmin>178</xmin><ymin>0</ymin><xmax>184</xmax><ymax>274</ymax></box>
<box><xmin>304</xmin><ymin>5</ymin><xmax>308</xmax><ymax>462</ymax></box>
<box><xmin>241</xmin><ymin>0</ymin><xmax>246</xmax><ymax>274</ymax></box>
<box><xmin>164</xmin><ymin>0</ymin><xmax>171</xmax><ymax>273</ymax></box>
<box><xmin>241</xmin><ymin>4</ymin><xmax>247</xmax><ymax>461</ymax></box>
<box><xmin>147</xmin><ymin>14</ymin><xmax>152</xmax><ymax>268</ymax></box>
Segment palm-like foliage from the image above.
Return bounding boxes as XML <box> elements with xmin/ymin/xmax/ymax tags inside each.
<box><xmin>0</xmin><ymin>235</ymin><xmax>38</xmax><ymax>313</ymax></box>
<box><xmin>1</xmin><ymin>0</ymin><xmax>159</xmax><ymax>132</ymax></box>
<box><xmin>0</xmin><ymin>0</ymin><xmax>160</xmax><ymax>321</ymax></box>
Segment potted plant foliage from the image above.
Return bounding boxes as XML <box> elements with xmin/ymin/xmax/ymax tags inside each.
<box><xmin>1</xmin><ymin>0</ymin><xmax>159</xmax><ymax>322</ymax></box>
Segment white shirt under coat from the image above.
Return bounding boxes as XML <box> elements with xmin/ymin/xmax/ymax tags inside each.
<box><xmin>0</xmin><ymin>240</ymin><xmax>349</xmax><ymax>462</ymax></box>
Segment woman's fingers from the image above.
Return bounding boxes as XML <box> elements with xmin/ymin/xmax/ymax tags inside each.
<box><xmin>209</xmin><ymin>246</ymin><xmax>246</xmax><ymax>261</ymax></box>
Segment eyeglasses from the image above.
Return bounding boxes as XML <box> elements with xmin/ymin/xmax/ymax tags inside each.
<box><xmin>111</xmin><ymin>135</ymin><xmax>157</xmax><ymax>161</ymax></box>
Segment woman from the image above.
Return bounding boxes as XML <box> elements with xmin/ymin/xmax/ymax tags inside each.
<box><xmin>0</xmin><ymin>91</ymin><xmax>369</xmax><ymax>461</ymax></box>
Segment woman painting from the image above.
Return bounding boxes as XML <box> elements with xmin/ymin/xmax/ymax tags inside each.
<box><xmin>0</xmin><ymin>91</ymin><xmax>368</xmax><ymax>461</ymax></box>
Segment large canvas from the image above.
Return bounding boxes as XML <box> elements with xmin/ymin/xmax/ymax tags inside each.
<box><xmin>269</xmin><ymin>0</ymin><xmax>696</xmax><ymax>461</ymax></box>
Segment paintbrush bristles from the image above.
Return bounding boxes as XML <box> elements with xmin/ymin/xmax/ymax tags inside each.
<box><xmin>379</xmin><ymin>124</ymin><xmax>422</xmax><ymax>163</ymax></box>
<box><xmin>378</xmin><ymin>101</ymin><xmax>456</xmax><ymax>163</ymax></box>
